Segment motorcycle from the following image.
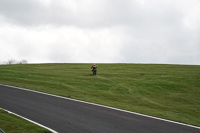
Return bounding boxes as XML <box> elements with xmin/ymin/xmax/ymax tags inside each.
<box><xmin>92</xmin><ymin>69</ymin><xmax>97</xmax><ymax>75</ymax></box>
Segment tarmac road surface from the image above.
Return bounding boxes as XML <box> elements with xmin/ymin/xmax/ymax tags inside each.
<box><xmin>0</xmin><ymin>85</ymin><xmax>200</xmax><ymax>133</ymax></box>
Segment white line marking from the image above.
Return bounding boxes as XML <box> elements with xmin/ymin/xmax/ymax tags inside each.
<box><xmin>0</xmin><ymin>107</ymin><xmax>58</xmax><ymax>133</ymax></box>
<box><xmin>1</xmin><ymin>84</ymin><xmax>200</xmax><ymax>130</ymax></box>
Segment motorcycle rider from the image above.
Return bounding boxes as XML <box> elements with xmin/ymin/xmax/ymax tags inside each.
<box><xmin>91</xmin><ymin>64</ymin><xmax>97</xmax><ymax>73</ymax></box>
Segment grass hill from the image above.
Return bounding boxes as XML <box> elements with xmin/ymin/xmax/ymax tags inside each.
<box><xmin>0</xmin><ymin>63</ymin><xmax>200</xmax><ymax>127</ymax></box>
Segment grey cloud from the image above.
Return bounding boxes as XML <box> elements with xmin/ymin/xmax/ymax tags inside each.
<box><xmin>0</xmin><ymin>0</ymin><xmax>190</xmax><ymax>29</ymax></box>
<box><xmin>1</xmin><ymin>0</ymin><xmax>183</xmax><ymax>28</ymax></box>
<box><xmin>0</xmin><ymin>0</ymin><xmax>45</xmax><ymax>25</ymax></box>
<box><xmin>0</xmin><ymin>0</ymin><xmax>200</xmax><ymax>64</ymax></box>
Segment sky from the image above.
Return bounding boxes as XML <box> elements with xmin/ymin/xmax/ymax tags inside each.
<box><xmin>0</xmin><ymin>0</ymin><xmax>200</xmax><ymax>64</ymax></box>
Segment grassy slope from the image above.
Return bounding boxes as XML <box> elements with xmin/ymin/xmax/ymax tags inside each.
<box><xmin>0</xmin><ymin>63</ymin><xmax>200</xmax><ymax>128</ymax></box>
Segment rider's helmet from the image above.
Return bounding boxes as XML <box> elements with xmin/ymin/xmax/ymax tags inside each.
<box><xmin>93</xmin><ymin>64</ymin><xmax>96</xmax><ymax>66</ymax></box>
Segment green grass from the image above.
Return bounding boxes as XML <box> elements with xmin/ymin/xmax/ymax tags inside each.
<box><xmin>0</xmin><ymin>109</ymin><xmax>51</xmax><ymax>133</ymax></box>
<box><xmin>0</xmin><ymin>63</ymin><xmax>200</xmax><ymax>129</ymax></box>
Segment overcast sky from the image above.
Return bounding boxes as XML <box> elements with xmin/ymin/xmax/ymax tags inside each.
<box><xmin>0</xmin><ymin>0</ymin><xmax>200</xmax><ymax>64</ymax></box>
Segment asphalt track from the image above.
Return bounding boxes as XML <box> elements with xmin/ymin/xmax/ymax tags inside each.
<box><xmin>0</xmin><ymin>85</ymin><xmax>200</xmax><ymax>133</ymax></box>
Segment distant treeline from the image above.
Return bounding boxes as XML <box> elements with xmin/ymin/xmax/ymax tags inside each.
<box><xmin>0</xmin><ymin>59</ymin><xmax>28</xmax><ymax>65</ymax></box>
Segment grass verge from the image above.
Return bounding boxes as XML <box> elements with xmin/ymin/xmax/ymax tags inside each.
<box><xmin>0</xmin><ymin>109</ymin><xmax>51</xmax><ymax>133</ymax></box>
